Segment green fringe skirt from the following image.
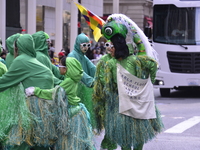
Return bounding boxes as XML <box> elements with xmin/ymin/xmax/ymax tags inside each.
<box><xmin>104</xmin><ymin>91</ymin><xmax>164</xmax><ymax>148</ymax></box>
<box><xmin>0</xmin><ymin>84</ymin><xmax>95</xmax><ymax>150</ymax></box>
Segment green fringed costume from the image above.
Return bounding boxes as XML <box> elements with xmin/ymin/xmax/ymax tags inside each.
<box><xmin>103</xmin><ymin>55</ymin><xmax>164</xmax><ymax>149</ymax></box>
<box><xmin>94</xmin><ymin>14</ymin><xmax>164</xmax><ymax>150</ymax></box>
<box><xmin>93</xmin><ymin>53</ymin><xmax>112</xmax><ymax>132</ymax></box>
<box><xmin>33</xmin><ymin>57</ymin><xmax>95</xmax><ymax>150</ymax></box>
<box><xmin>0</xmin><ymin>34</ymin><xmax>59</xmax><ymax>150</ymax></box>
<box><xmin>93</xmin><ymin>43</ymin><xmax>145</xmax><ymax>150</ymax></box>
<box><xmin>68</xmin><ymin>33</ymin><xmax>96</xmax><ymax>128</ymax></box>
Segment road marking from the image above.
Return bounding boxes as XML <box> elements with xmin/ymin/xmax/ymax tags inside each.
<box><xmin>164</xmin><ymin>116</ymin><xmax>200</xmax><ymax>133</ymax></box>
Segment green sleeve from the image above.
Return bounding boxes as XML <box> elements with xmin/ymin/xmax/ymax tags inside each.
<box><xmin>138</xmin><ymin>56</ymin><xmax>157</xmax><ymax>83</ymax></box>
<box><xmin>53</xmin><ymin>76</ymin><xmax>62</xmax><ymax>86</ymax></box>
<box><xmin>34</xmin><ymin>87</ymin><xmax>54</xmax><ymax>100</ymax></box>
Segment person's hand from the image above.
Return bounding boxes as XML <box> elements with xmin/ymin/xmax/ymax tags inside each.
<box><xmin>25</xmin><ymin>87</ymin><xmax>35</xmax><ymax>97</ymax></box>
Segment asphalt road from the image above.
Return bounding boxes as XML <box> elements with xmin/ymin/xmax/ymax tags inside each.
<box><xmin>94</xmin><ymin>88</ymin><xmax>200</xmax><ymax>150</ymax></box>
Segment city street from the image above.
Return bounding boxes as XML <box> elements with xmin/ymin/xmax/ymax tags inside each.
<box><xmin>94</xmin><ymin>88</ymin><xmax>200</xmax><ymax>150</ymax></box>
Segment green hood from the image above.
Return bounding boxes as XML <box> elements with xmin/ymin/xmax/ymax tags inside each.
<box><xmin>74</xmin><ymin>33</ymin><xmax>90</xmax><ymax>55</ymax></box>
<box><xmin>66</xmin><ymin>57</ymin><xmax>83</xmax><ymax>82</ymax></box>
<box><xmin>6</xmin><ymin>33</ymin><xmax>21</xmax><ymax>55</ymax></box>
<box><xmin>17</xmin><ymin>34</ymin><xmax>36</xmax><ymax>57</ymax></box>
<box><xmin>32</xmin><ymin>31</ymin><xmax>49</xmax><ymax>57</ymax></box>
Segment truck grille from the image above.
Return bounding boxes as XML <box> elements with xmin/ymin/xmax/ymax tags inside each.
<box><xmin>167</xmin><ymin>52</ymin><xmax>200</xmax><ymax>73</ymax></box>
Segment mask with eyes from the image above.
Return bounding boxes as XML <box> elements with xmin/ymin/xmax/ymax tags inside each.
<box><xmin>80</xmin><ymin>43</ymin><xmax>91</xmax><ymax>54</ymax></box>
<box><xmin>101</xmin><ymin>17</ymin><xmax>128</xmax><ymax>40</ymax></box>
<box><xmin>104</xmin><ymin>42</ymin><xmax>113</xmax><ymax>54</ymax></box>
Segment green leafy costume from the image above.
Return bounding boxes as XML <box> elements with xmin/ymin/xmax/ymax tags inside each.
<box><xmin>102</xmin><ymin>55</ymin><xmax>164</xmax><ymax>149</ymax></box>
<box><xmin>94</xmin><ymin>14</ymin><xmax>163</xmax><ymax>150</ymax></box>
<box><xmin>5</xmin><ymin>33</ymin><xmax>21</xmax><ymax>69</ymax></box>
<box><xmin>33</xmin><ymin>57</ymin><xmax>95</xmax><ymax>150</ymax></box>
<box><xmin>68</xmin><ymin>33</ymin><xmax>96</xmax><ymax>128</ymax></box>
<box><xmin>92</xmin><ymin>44</ymin><xmax>136</xmax><ymax>150</ymax></box>
<box><xmin>32</xmin><ymin>31</ymin><xmax>64</xmax><ymax>86</ymax></box>
<box><xmin>0</xmin><ymin>34</ymin><xmax>66</xmax><ymax>150</ymax></box>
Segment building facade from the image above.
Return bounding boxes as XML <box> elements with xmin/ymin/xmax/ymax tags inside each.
<box><xmin>0</xmin><ymin>0</ymin><xmax>152</xmax><ymax>55</ymax></box>
<box><xmin>103</xmin><ymin>0</ymin><xmax>153</xmax><ymax>31</ymax></box>
<box><xmin>0</xmin><ymin>0</ymin><xmax>103</xmax><ymax>55</ymax></box>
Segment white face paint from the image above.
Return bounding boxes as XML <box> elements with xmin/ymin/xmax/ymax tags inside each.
<box><xmin>80</xmin><ymin>43</ymin><xmax>91</xmax><ymax>54</ymax></box>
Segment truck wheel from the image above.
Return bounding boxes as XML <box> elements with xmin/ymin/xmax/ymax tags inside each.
<box><xmin>160</xmin><ymin>88</ymin><xmax>170</xmax><ymax>97</ymax></box>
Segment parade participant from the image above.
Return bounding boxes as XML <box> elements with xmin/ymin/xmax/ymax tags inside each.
<box><xmin>68</xmin><ymin>33</ymin><xmax>96</xmax><ymax>87</ymax></box>
<box><xmin>94</xmin><ymin>14</ymin><xmax>164</xmax><ymax>150</ymax></box>
<box><xmin>0</xmin><ymin>42</ymin><xmax>7</xmax><ymax>77</ymax></box>
<box><xmin>93</xmin><ymin>40</ymin><xmax>135</xmax><ymax>150</ymax></box>
<box><xmin>5</xmin><ymin>33</ymin><xmax>21</xmax><ymax>69</ymax></box>
<box><xmin>32</xmin><ymin>31</ymin><xmax>64</xmax><ymax>86</ymax></box>
<box><xmin>0</xmin><ymin>34</ymin><xmax>57</xmax><ymax>150</ymax></box>
<box><xmin>25</xmin><ymin>57</ymin><xmax>95</xmax><ymax>150</ymax></box>
<box><xmin>92</xmin><ymin>40</ymin><xmax>117</xmax><ymax>149</ymax></box>
<box><xmin>68</xmin><ymin>33</ymin><xmax>96</xmax><ymax>128</ymax></box>
<box><xmin>0</xmin><ymin>38</ymin><xmax>6</xmax><ymax>65</ymax></box>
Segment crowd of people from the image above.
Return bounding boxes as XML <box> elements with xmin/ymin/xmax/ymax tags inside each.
<box><xmin>0</xmin><ymin>13</ymin><xmax>164</xmax><ymax>150</ymax></box>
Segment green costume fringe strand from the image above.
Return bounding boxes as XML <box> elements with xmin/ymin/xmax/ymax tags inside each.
<box><xmin>103</xmin><ymin>63</ymin><xmax>164</xmax><ymax>149</ymax></box>
<box><xmin>92</xmin><ymin>59</ymin><xmax>107</xmax><ymax>133</ymax></box>
<box><xmin>0</xmin><ymin>85</ymin><xmax>95</xmax><ymax>150</ymax></box>
<box><xmin>54</xmin><ymin>103</ymin><xmax>95</xmax><ymax>150</ymax></box>
<box><xmin>0</xmin><ymin>84</ymin><xmax>32</xmax><ymax>147</ymax></box>
<box><xmin>77</xmin><ymin>82</ymin><xmax>96</xmax><ymax>129</ymax></box>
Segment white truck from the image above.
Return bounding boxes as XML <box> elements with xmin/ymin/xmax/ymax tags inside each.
<box><xmin>152</xmin><ymin>0</ymin><xmax>200</xmax><ymax>97</ymax></box>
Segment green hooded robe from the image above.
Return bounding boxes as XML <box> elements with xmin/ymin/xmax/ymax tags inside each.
<box><xmin>0</xmin><ymin>34</ymin><xmax>54</xmax><ymax>91</ymax></box>
<box><xmin>67</xmin><ymin>33</ymin><xmax>96</xmax><ymax>87</ymax></box>
<box><xmin>5</xmin><ymin>33</ymin><xmax>21</xmax><ymax>69</ymax></box>
<box><xmin>32</xmin><ymin>31</ymin><xmax>64</xmax><ymax>86</ymax></box>
<box><xmin>34</xmin><ymin>57</ymin><xmax>83</xmax><ymax>105</ymax></box>
<box><xmin>67</xmin><ymin>33</ymin><xmax>96</xmax><ymax>128</ymax></box>
<box><xmin>0</xmin><ymin>34</ymin><xmax>54</xmax><ymax>150</ymax></box>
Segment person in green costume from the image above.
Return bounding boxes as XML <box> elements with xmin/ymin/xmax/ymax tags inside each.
<box><xmin>0</xmin><ymin>42</ymin><xmax>7</xmax><ymax>77</ymax></box>
<box><xmin>92</xmin><ymin>40</ymin><xmax>117</xmax><ymax>150</ymax></box>
<box><xmin>0</xmin><ymin>34</ymin><xmax>54</xmax><ymax>150</ymax></box>
<box><xmin>32</xmin><ymin>31</ymin><xmax>64</xmax><ymax>86</ymax></box>
<box><xmin>0</xmin><ymin>38</ymin><xmax>6</xmax><ymax>65</ymax></box>
<box><xmin>25</xmin><ymin>57</ymin><xmax>95</xmax><ymax>150</ymax></box>
<box><xmin>67</xmin><ymin>33</ymin><xmax>96</xmax><ymax>128</ymax></box>
<box><xmin>5</xmin><ymin>33</ymin><xmax>21</xmax><ymax>69</ymax></box>
<box><xmin>93</xmin><ymin>41</ymin><xmax>136</xmax><ymax>150</ymax></box>
<box><xmin>94</xmin><ymin>14</ymin><xmax>164</xmax><ymax>150</ymax></box>
<box><xmin>68</xmin><ymin>33</ymin><xmax>96</xmax><ymax>87</ymax></box>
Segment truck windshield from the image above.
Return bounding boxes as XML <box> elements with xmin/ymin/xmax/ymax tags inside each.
<box><xmin>153</xmin><ymin>5</ymin><xmax>200</xmax><ymax>45</ymax></box>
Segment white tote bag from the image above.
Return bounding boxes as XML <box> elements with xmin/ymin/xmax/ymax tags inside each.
<box><xmin>117</xmin><ymin>63</ymin><xmax>156</xmax><ymax>119</ymax></box>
